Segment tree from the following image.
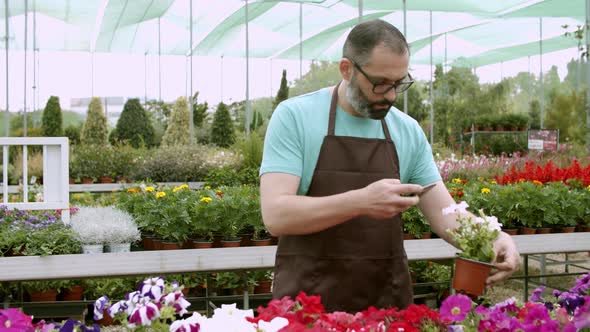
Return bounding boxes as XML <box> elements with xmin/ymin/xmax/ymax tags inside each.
<box><xmin>211</xmin><ymin>102</ymin><xmax>235</xmax><ymax>148</ymax></box>
<box><xmin>111</xmin><ymin>98</ymin><xmax>155</xmax><ymax>148</ymax></box>
<box><xmin>290</xmin><ymin>61</ymin><xmax>341</xmax><ymax>96</ymax></box>
<box><xmin>250</xmin><ymin>110</ymin><xmax>265</xmax><ymax>132</ymax></box>
<box><xmin>273</xmin><ymin>69</ymin><xmax>289</xmax><ymax>111</ymax></box>
<box><xmin>161</xmin><ymin>96</ymin><xmax>190</xmax><ymax>146</ymax></box>
<box><xmin>529</xmin><ymin>100</ymin><xmax>541</xmax><ymax>130</ymax></box>
<box><xmin>41</xmin><ymin>96</ymin><xmax>63</xmax><ymax>137</ymax></box>
<box><xmin>545</xmin><ymin>91</ymin><xmax>587</xmax><ymax>143</ymax></box>
<box><xmin>64</xmin><ymin>124</ymin><xmax>82</xmax><ymax>146</ymax></box>
<box><xmin>192</xmin><ymin>92</ymin><xmax>209</xmax><ymax>128</ymax></box>
<box><xmin>81</xmin><ymin>97</ymin><xmax>108</xmax><ymax>146</ymax></box>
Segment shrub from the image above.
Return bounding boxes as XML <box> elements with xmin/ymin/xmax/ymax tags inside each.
<box><xmin>64</xmin><ymin>124</ymin><xmax>82</xmax><ymax>146</ymax></box>
<box><xmin>161</xmin><ymin>96</ymin><xmax>190</xmax><ymax>146</ymax></box>
<box><xmin>234</xmin><ymin>131</ymin><xmax>263</xmax><ymax>169</ymax></box>
<box><xmin>81</xmin><ymin>97</ymin><xmax>109</xmax><ymax>146</ymax></box>
<box><xmin>132</xmin><ymin>145</ymin><xmax>216</xmax><ymax>182</ymax></box>
<box><xmin>210</xmin><ymin>102</ymin><xmax>235</xmax><ymax>148</ymax></box>
<box><xmin>41</xmin><ymin>96</ymin><xmax>63</xmax><ymax>137</ymax></box>
<box><xmin>111</xmin><ymin>98</ymin><xmax>155</xmax><ymax>148</ymax></box>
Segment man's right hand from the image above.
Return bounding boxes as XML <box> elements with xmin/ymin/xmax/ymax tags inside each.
<box><xmin>359</xmin><ymin>179</ymin><xmax>423</xmax><ymax>220</ymax></box>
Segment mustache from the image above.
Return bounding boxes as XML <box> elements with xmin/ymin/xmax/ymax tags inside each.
<box><xmin>369</xmin><ymin>100</ymin><xmax>393</xmax><ymax>107</ymax></box>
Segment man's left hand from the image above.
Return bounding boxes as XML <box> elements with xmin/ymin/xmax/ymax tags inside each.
<box><xmin>486</xmin><ymin>232</ymin><xmax>520</xmax><ymax>287</ymax></box>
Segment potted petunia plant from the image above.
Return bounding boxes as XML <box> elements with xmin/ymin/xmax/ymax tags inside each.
<box><xmin>443</xmin><ymin>201</ymin><xmax>502</xmax><ymax>297</ymax></box>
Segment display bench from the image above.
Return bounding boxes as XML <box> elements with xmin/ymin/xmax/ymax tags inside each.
<box><xmin>1</xmin><ymin>233</ymin><xmax>589</xmax><ymax>315</ymax></box>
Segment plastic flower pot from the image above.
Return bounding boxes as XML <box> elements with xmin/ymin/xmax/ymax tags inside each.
<box><xmin>82</xmin><ymin>244</ymin><xmax>104</xmax><ymax>254</ymax></box>
<box><xmin>192</xmin><ymin>240</ymin><xmax>214</xmax><ymax>249</ymax></box>
<box><xmin>452</xmin><ymin>255</ymin><xmax>493</xmax><ymax>297</ymax></box>
<box><xmin>105</xmin><ymin>243</ymin><xmax>131</xmax><ymax>253</ymax></box>
<box><xmin>61</xmin><ymin>285</ymin><xmax>84</xmax><ymax>301</ymax></box>
<box><xmin>251</xmin><ymin>238</ymin><xmax>273</xmax><ymax>246</ymax></box>
<box><xmin>29</xmin><ymin>289</ymin><xmax>58</xmax><ymax>302</ymax></box>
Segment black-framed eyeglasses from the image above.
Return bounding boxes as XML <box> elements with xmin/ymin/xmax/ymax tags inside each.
<box><xmin>347</xmin><ymin>58</ymin><xmax>414</xmax><ymax>95</ymax></box>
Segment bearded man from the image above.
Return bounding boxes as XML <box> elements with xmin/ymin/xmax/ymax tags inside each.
<box><xmin>259</xmin><ymin>19</ymin><xmax>520</xmax><ymax>313</ymax></box>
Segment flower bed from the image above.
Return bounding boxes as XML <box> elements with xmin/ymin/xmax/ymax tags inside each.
<box><xmin>2</xmin><ymin>273</ymin><xmax>589</xmax><ymax>331</ymax></box>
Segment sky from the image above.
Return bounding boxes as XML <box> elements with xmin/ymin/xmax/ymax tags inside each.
<box><xmin>0</xmin><ymin>46</ymin><xmax>581</xmax><ymax>114</ymax></box>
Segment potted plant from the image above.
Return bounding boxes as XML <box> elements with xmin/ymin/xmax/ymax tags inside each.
<box><xmin>402</xmin><ymin>207</ymin><xmax>431</xmax><ymax>239</ymax></box>
<box><xmin>189</xmin><ymin>191</ymin><xmax>219</xmax><ymax>247</ymax></box>
<box><xmin>22</xmin><ymin>280</ymin><xmax>65</xmax><ymax>302</ymax></box>
<box><xmin>70</xmin><ymin>207</ymin><xmax>108</xmax><ymax>253</ymax></box>
<box><xmin>443</xmin><ymin>201</ymin><xmax>501</xmax><ymax>297</ymax></box>
<box><xmin>214</xmin><ymin>187</ymin><xmax>246</xmax><ymax>246</ymax></box>
<box><xmin>100</xmin><ymin>207</ymin><xmax>141</xmax><ymax>252</ymax></box>
<box><xmin>22</xmin><ymin>221</ymin><xmax>81</xmax><ymax>257</ymax></box>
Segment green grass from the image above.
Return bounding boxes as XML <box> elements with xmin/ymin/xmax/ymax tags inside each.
<box><xmin>0</xmin><ymin>110</ymin><xmax>84</xmax><ymax>136</ymax></box>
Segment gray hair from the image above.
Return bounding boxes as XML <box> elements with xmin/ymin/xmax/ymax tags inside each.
<box><xmin>342</xmin><ymin>19</ymin><xmax>409</xmax><ymax>66</ymax></box>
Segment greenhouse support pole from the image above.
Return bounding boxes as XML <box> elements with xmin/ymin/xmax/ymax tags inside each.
<box><xmin>586</xmin><ymin>0</ymin><xmax>590</xmax><ymax>150</ymax></box>
<box><xmin>5</xmin><ymin>0</ymin><xmax>9</xmax><ymax>137</ymax></box>
<box><xmin>403</xmin><ymin>0</ymin><xmax>407</xmax><ymax>114</ymax></box>
<box><xmin>24</xmin><ymin>0</ymin><xmax>28</xmax><ymax>136</ymax></box>
<box><xmin>299</xmin><ymin>1</ymin><xmax>303</xmax><ymax>96</ymax></box>
<box><xmin>358</xmin><ymin>0</ymin><xmax>363</xmax><ymax>22</ymax></box>
<box><xmin>221</xmin><ymin>55</ymin><xmax>224</xmax><ymax>101</ymax></box>
<box><xmin>429</xmin><ymin>11</ymin><xmax>434</xmax><ymax>145</ymax></box>
<box><xmin>528</xmin><ymin>56</ymin><xmax>531</xmax><ymax>112</ymax></box>
<box><xmin>91</xmin><ymin>52</ymin><xmax>94</xmax><ymax>96</ymax></box>
<box><xmin>245</xmin><ymin>0</ymin><xmax>251</xmax><ymax>136</ymax></box>
<box><xmin>144</xmin><ymin>52</ymin><xmax>148</xmax><ymax>103</ymax></box>
<box><xmin>33</xmin><ymin>0</ymin><xmax>36</xmax><ymax>113</ymax></box>
<box><xmin>539</xmin><ymin>17</ymin><xmax>544</xmax><ymax>129</ymax></box>
<box><xmin>189</xmin><ymin>0</ymin><xmax>194</xmax><ymax>144</ymax></box>
<box><xmin>158</xmin><ymin>17</ymin><xmax>162</xmax><ymax>102</ymax></box>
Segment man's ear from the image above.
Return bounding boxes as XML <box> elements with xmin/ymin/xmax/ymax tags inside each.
<box><xmin>339</xmin><ymin>58</ymin><xmax>353</xmax><ymax>81</ymax></box>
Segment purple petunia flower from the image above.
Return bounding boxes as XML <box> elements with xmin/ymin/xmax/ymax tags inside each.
<box><xmin>128</xmin><ymin>302</ymin><xmax>160</xmax><ymax>328</ymax></box>
<box><xmin>163</xmin><ymin>291</ymin><xmax>191</xmax><ymax>316</ymax></box>
<box><xmin>93</xmin><ymin>295</ymin><xmax>108</xmax><ymax>321</ymax></box>
<box><xmin>56</xmin><ymin>319</ymin><xmax>100</xmax><ymax>332</ymax></box>
<box><xmin>530</xmin><ymin>286</ymin><xmax>545</xmax><ymax>303</ymax></box>
<box><xmin>440</xmin><ymin>294</ymin><xmax>472</xmax><ymax>322</ymax></box>
<box><xmin>558</xmin><ymin>292</ymin><xmax>586</xmax><ymax>315</ymax></box>
<box><xmin>139</xmin><ymin>277</ymin><xmax>165</xmax><ymax>301</ymax></box>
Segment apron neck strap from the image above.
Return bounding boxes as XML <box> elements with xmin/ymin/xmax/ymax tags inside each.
<box><xmin>328</xmin><ymin>82</ymin><xmax>393</xmax><ymax>141</ymax></box>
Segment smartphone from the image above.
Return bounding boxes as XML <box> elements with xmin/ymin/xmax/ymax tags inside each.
<box><xmin>419</xmin><ymin>183</ymin><xmax>437</xmax><ymax>196</ymax></box>
<box><xmin>402</xmin><ymin>183</ymin><xmax>437</xmax><ymax>197</ymax></box>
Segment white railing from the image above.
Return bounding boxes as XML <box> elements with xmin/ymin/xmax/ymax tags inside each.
<box><xmin>0</xmin><ymin>137</ymin><xmax>70</xmax><ymax>223</ymax></box>
<box><xmin>1</xmin><ymin>233</ymin><xmax>588</xmax><ymax>282</ymax></box>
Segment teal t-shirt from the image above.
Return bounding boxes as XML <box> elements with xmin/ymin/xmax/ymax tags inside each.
<box><xmin>260</xmin><ymin>87</ymin><xmax>441</xmax><ymax>195</ymax></box>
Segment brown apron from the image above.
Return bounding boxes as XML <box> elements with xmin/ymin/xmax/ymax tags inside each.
<box><xmin>272</xmin><ymin>83</ymin><xmax>413</xmax><ymax>313</ymax></box>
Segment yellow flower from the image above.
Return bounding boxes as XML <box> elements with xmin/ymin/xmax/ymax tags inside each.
<box><xmin>587</xmin><ymin>185</ymin><xmax>590</xmax><ymax>191</ymax></box>
<box><xmin>481</xmin><ymin>188</ymin><xmax>491</xmax><ymax>194</ymax></box>
<box><xmin>478</xmin><ymin>176</ymin><xmax>484</xmax><ymax>181</ymax></box>
<box><xmin>200</xmin><ymin>196</ymin><xmax>212</xmax><ymax>203</ymax></box>
<box><xmin>490</xmin><ymin>180</ymin><xmax>497</xmax><ymax>185</ymax></box>
<box><xmin>155</xmin><ymin>191</ymin><xmax>166</xmax><ymax>198</ymax></box>
<box><xmin>204</xmin><ymin>186</ymin><xmax>211</xmax><ymax>190</ymax></box>
<box><xmin>145</xmin><ymin>186</ymin><xmax>155</xmax><ymax>192</ymax></box>
<box><xmin>452</xmin><ymin>178</ymin><xmax>462</xmax><ymax>184</ymax></box>
<box><xmin>127</xmin><ymin>188</ymin><xmax>140</xmax><ymax>193</ymax></box>
<box><xmin>532</xmin><ymin>180</ymin><xmax>543</xmax><ymax>186</ymax></box>
<box><xmin>172</xmin><ymin>184</ymin><xmax>189</xmax><ymax>192</ymax></box>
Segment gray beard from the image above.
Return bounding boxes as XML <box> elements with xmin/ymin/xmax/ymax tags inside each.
<box><xmin>345</xmin><ymin>76</ymin><xmax>392</xmax><ymax>120</ymax></box>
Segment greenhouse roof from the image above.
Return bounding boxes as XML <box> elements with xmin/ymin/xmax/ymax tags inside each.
<box><xmin>0</xmin><ymin>0</ymin><xmax>586</xmax><ymax>67</ymax></box>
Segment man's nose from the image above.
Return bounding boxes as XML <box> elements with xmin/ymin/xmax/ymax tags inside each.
<box><xmin>384</xmin><ymin>87</ymin><xmax>397</xmax><ymax>102</ymax></box>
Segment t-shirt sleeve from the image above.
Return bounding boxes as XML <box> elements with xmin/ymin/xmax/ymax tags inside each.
<box><xmin>409</xmin><ymin>129</ymin><xmax>442</xmax><ymax>186</ymax></box>
<box><xmin>259</xmin><ymin>103</ymin><xmax>303</xmax><ymax>177</ymax></box>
